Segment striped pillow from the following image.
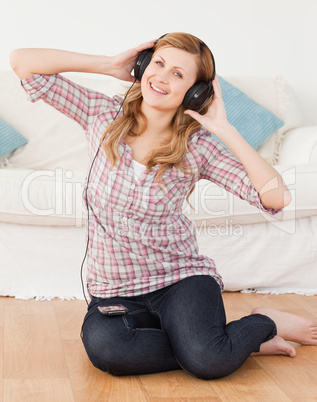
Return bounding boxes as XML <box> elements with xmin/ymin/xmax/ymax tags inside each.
<box><xmin>0</xmin><ymin>118</ymin><xmax>28</xmax><ymax>158</ymax></box>
<box><xmin>214</xmin><ymin>76</ymin><xmax>284</xmax><ymax>150</ymax></box>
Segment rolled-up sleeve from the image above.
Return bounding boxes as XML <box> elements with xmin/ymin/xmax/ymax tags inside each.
<box><xmin>197</xmin><ymin>129</ymin><xmax>282</xmax><ymax>216</ymax></box>
<box><xmin>20</xmin><ymin>73</ymin><xmax>121</xmax><ymax>132</ymax></box>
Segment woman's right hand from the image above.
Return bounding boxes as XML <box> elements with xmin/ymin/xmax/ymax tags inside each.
<box><xmin>108</xmin><ymin>40</ymin><xmax>156</xmax><ymax>82</ymax></box>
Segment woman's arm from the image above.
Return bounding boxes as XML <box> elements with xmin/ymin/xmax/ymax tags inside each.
<box><xmin>9</xmin><ymin>40</ymin><xmax>155</xmax><ymax>81</ymax></box>
<box><xmin>185</xmin><ymin>76</ymin><xmax>292</xmax><ymax>210</ymax></box>
<box><xmin>9</xmin><ymin>48</ymin><xmax>112</xmax><ymax>80</ymax></box>
<box><xmin>213</xmin><ymin>124</ymin><xmax>292</xmax><ymax>210</ymax></box>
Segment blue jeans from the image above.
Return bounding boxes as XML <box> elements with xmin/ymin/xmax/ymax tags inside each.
<box><xmin>81</xmin><ymin>275</ymin><xmax>277</xmax><ymax>379</ymax></box>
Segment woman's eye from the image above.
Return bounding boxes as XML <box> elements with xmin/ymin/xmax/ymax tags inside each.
<box><xmin>154</xmin><ymin>61</ymin><xmax>182</xmax><ymax>78</ymax></box>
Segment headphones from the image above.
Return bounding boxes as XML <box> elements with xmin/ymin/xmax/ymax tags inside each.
<box><xmin>134</xmin><ymin>34</ymin><xmax>216</xmax><ymax>111</ymax></box>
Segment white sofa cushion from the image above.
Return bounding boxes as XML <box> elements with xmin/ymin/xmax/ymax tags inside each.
<box><xmin>278</xmin><ymin>126</ymin><xmax>317</xmax><ymax>165</ymax></box>
<box><xmin>0</xmin><ymin>164</ymin><xmax>316</xmax><ymax>227</ymax></box>
<box><xmin>0</xmin><ymin>168</ymin><xmax>86</xmax><ymax>226</ymax></box>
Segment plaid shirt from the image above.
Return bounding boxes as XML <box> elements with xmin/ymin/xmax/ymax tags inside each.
<box><xmin>21</xmin><ymin>73</ymin><xmax>281</xmax><ymax>299</ymax></box>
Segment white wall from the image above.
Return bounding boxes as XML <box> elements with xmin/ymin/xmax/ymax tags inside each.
<box><xmin>1</xmin><ymin>0</ymin><xmax>317</xmax><ymax>125</ymax></box>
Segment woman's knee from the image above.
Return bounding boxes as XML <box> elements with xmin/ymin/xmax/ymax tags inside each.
<box><xmin>182</xmin><ymin>355</ymin><xmax>241</xmax><ymax>380</ymax></box>
<box><xmin>83</xmin><ymin>333</ymin><xmax>135</xmax><ymax>375</ymax></box>
<box><xmin>82</xmin><ymin>316</ymin><xmax>132</xmax><ymax>375</ymax></box>
<box><xmin>177</xmin><ymin>342</ymin><xmax>243</xmax><ymax>380</ymax></box>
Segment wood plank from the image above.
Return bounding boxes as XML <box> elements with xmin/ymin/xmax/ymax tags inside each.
<box><xmin>3</xmin><ymin>298</ymin><xmax>69</xmax><ymax>380</ymax></box>
<box><xmin>210</xmin><ymin>358</ymin><xmax>291</xmax><ymax>401</ymax></box>
<box><xmin>0</xmin><ymin>297</ymin><xmax>3</xmax><ymax>326</ymax></box>
<box><xmin>285</xmin><ymin>293</ymin><xmax>317</xmax><ymax>319</ymax></box>
<box><xmin>0</xmin><ymin>298</ymin><xmax>4</xmax><ymax>402</ymax></box>
<box><xmin>222</xmin><ymin>291</ymin><xmax>255</xmax><ymax>321</ymax></box>
<box><xmin>139</xmin><ymin>370</ymin><xmax>220</xmax><ymax>400</ymax></box>
<box><xmin>62</xmin><ymin>339</ymin><xmax>148</xmax><ymax>401</ymax></box>
<box><xmin>254</xmin><ymin>348</ymin><xmax>317</xmax><ymax>400</ymax></box>
<box><xmin>3</xmin><ymin>379</ymin><xmax>74</xmax><ymax>402</ymax></box>
<box><xmin>239</xmin><ymin>293</ymin><xmax>316</xmax><ymax>317</ymax></box>
<box><xmin>53</xmin><ymin>299</ymin><xmax>86</xmax><ymax>340</ymax></box>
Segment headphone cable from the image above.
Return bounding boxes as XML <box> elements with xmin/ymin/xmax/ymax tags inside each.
<box><xmin>80</xmin><ymin>77</ymin><xmax>137</xmax><ymax>306</ymax></box>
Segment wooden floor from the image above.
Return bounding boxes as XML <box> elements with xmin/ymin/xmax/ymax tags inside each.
<box><xmin>1</xmin><ymin>292</ymin><xmax>317</xmax><ymax>401</ymax></box>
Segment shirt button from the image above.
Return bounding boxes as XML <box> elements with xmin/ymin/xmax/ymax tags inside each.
<box><xmin>122</xmin><ymin>217</ymin><xmax>127</xmax><ymax>222</ymax></box>
<box><xmin>130</xmin><ymin>184</ymin><xmax>135</xmax><ymax>189</ymax></box>
<box><xmin>128</xmin><ymin>197</ymin><xmax>132</xmax><ymax>202</ymax></box>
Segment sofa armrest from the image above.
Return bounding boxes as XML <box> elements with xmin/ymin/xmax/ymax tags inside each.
<box><xmin>278</xmin><ymin>126</ymin><xmax>317</xmax><ymax>165</ymax></box>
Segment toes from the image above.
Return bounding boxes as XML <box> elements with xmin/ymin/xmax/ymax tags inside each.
<box><xmin>283</xmin><ymin>343</ymin><xmax>296</xmax><ymax>357</ymax></box>
<box><xmin>289</xmin><ymin>349</ymin><xmax>296</xmax><ymax>358</ymax></box>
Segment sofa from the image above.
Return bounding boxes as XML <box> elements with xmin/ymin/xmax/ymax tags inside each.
<box><xmin>1</xmin><ymin>70</ymin><xmax>316</xmax><ymax>300</ymax></box>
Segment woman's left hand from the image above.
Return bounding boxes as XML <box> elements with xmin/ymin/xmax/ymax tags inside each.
<box><xmin>184</xmin><ymin>75</ymin><xmax>231</xmax><ymax>139</ymax></box>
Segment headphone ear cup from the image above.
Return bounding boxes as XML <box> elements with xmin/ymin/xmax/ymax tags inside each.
<box><xmin>183</xmin><ymin>81</ymin><xmax>214</xmax><ymax>111</ymax></box>
<box><xmin>134</xmin><ymin>49</ymin><xmax>153</xmax><ymax>81</ymax></box>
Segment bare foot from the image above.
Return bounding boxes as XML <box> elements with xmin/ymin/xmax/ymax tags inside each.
<box><xmin>252</xmin><ymin>307</ymin><xmax>317</xmax><ymax>346</ymax></box>
<box><xmin>252</xmin><ymin>335</ymin><xmax>296</xmax><ymax>357</ymax></box>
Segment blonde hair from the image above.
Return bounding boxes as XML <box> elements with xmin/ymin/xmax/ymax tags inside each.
<box><xmin>100</xmin><ymin>32</ymin><xmax>215</xmax><ymax>210</ymax></box>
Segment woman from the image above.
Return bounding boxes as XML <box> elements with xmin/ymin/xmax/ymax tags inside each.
<box><xmin>10</xmin><ymin>32</ymin><xmax>317</xmax><ymax>380</ymax></box>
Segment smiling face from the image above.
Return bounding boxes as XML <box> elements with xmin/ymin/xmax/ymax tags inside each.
<box><xmin>140</xmin><ymin>46</ymin><xmax>199</xmax><ymax>115</ymax></box>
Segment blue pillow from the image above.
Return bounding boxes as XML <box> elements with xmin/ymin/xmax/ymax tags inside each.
<box><xmin>0</xmin><ymin>118</ymin><xmax>28</xmax><ymax>158</ymax></box>
<box><xmin>213</xmin><ymin>77</ymin><xmax>285</xmax><ymax>150</ymax></box>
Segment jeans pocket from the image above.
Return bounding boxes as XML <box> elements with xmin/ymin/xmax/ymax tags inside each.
<box><xmin>125</xmin><ymin>310</ymin><xmax>162</xmax><ymax>331</ymax></box>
